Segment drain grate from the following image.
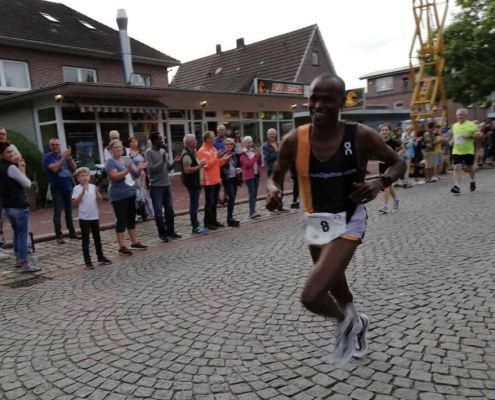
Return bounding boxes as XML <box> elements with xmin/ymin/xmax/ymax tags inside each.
<box><xmin>7</xmin><ymin>275</ymin><xmax>53</xmax><ymax>288</ymax></box>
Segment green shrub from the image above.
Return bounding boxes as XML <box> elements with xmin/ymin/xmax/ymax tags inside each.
<box><xmin>6</xmin><ymin>130</ymin><xmax>48</xmax><ymax>208</ymax></box>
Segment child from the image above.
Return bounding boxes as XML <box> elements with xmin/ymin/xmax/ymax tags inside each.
<box><xmin>72</xmin><ymin>167</ymin><xmax>112</xmax><ymax>269</ymax></box>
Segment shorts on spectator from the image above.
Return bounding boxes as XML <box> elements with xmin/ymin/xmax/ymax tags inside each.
<box><xmin>424</xmin><ymin>152</ymin><xmax>436</xmax><ymax>169</ymax></box>
<box><xmin>435</xmin><ymin>153</ymin><xmax>443</xmax><ymax>167</ymax></box>
<box><xmin>453</xmin><ymin>154</ymin><xmax>474</xmax><ymax>167</ymax></box>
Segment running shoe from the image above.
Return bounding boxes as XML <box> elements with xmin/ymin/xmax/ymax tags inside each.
<box><xmin>249</xmin><ymin>213</ymin><xmax>261</xmax><ymax>219</ymax></box>
<box><xmin>470</xmin><ymin>181</ymin><xmax>476</xmax><ymax>192</ymax></box>
<box><xmin>332</xmin><ymin>312</ymin><xmax>355</xmax><ymax>367</ymax></box>
<box><xmin>192</xmin><ymin>226</ymin><xmax>209</xmax><ymax>234</ymax></box>
<box><xmin>378</xmin><ymin>205</ymin><xmax>389</xmax><ymax>214</ymax></box>
<box><xmin>19</xmin><ymin>262</ymin><xmax>41</xmax><ymax>273</ymax></box>
<box><xmin>450</xmin><ymin>185</ymin><xmax>460</xmax><ymax>194</ymax></box>
<box><xmin>118</xmin><ymin>246</ymin><xmax>133</xmax><ymax>256</ymax></box>
<box><xmin>353</xmin><ymin>313</ymin><xmax>370</xmax><ymax>359</ymax></box>
<box><xmin>130</xmin><ymin>242</ymin><xmax>147</xmax><ymax>251</ymax></box>
<box><xmin>393</xmin><ymin>198</ymin><xmax>400</xmax><ymax>210</ymax></box>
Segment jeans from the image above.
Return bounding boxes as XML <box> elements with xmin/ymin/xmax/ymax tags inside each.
<box><xmin>223</xmin><ymin>178</ymin><xmax>238</xmax><ymax>221</ymax></box>
<box><xmin>186</xmin><ymin>187</ymin><xmax>201</xmax><ymax>229</ymax></box>
<box><xmin>5</xmin><ymin>208</ymin><xmax>29</xmax><ymax>262</ymax></box>
<box><xmin>79</xmin><ymin>219</ymin><xmax>104</xmax><ymax>263</ymax></box>
<box><xmin>150</xmin><ymin>186</ymin><xmax>175</xmax><ymax>238</ymax></box>
<box><xmin>203</xmin><ymin>184</ymin><xmax>220</xmax><ymax>226</ymax></box>
<box><xmin>52</xmin><ymin>189</ymin><xmax>75</xmax><ymax>238</ymax></box>
<box><xmin>245</xmin><ymin>175</ymin><xmax>260</xmax><ymax>215</ymax></box>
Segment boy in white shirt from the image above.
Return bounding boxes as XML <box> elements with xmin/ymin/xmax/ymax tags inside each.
<box><xmin>72</xmin><ymin>167</ymin><xmax>112</xmax><ymax>269</ymax></box>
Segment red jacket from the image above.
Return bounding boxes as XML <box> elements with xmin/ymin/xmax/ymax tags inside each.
<box><xmin>239</xmin><ymin>150</ymin><xmax>262</xmax><ymax>180</ymax></box>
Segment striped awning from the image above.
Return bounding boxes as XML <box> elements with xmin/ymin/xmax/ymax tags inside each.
<box><xmin>69</xmin><ymin>97</ymin><xmax>168</xmax><ymax>113</ymax></box>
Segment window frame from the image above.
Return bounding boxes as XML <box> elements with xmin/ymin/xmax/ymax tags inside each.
<box><xmin>375</xmin><ymin>76</ymin><xmax>394</xmax><ymax>92</ymax></box>
<box><xmin>311</xmin><ymin>51</ymin><xmax>319</xmax><ymax>66</ymax></box>
<box><xmin>0</xmin><ymin>59</ymin><xmax>31</xmax><ymax>91</ymax></box>
<box><xmin>62</xmin><ymin>66</ymin><xmax>97</xmax><ymax>83</ymax></box>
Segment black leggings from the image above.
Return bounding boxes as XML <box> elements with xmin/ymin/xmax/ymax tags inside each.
<box><xmin>79</xmin><ymin>219</ymin><xmax>104</xmax><ymax>263</ymax></box>
<box><xmin>111</xmin><ymin>196</ymin><xmax>136</xmax><ymax>233</ymax></box>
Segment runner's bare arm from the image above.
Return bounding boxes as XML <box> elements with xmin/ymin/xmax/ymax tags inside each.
<box><xmin>266</xmin><ymin>129</ymin><xmax>297</xmax><ymax>211</ymax></box>
<box><xmin>351</xmin><ymin>125</ymin><xmax>406</xmax><ymax>204</ymax></box>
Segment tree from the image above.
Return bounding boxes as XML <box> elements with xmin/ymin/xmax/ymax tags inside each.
<box><xmin>444</xmin><ymin>0</ymin><xmax>495</xmax><ymax>105</ymax></box>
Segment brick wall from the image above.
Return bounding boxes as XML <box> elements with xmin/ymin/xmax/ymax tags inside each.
<box><xmin>297</xmin><ymin>33</ymin><xmax>335</xmax><ymax>84</ymax></box>
<box><xmin>0</xmin><ymin>45</ymin><xmax>169</xmax><ymax>89</ymax></box>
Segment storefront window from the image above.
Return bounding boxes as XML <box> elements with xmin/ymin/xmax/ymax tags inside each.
<box><xmin>168</xmin><ymin>109</ymin><xmax>186</xmax><ymax>119</ymax></box>
<box><xmin>193</xmin><ymin>121</ymin><xmax>203</xmax><ymax>144</ymax></box>
<box><xmin>242</xmin><ymin>122</ymin><xmax>260</xmax><ymax>147</ymax></box>
<box><xmin>132</xmin><ymin>112</ymin><xmax>157</xmax><ymax>121</ymax></box>
<box><xmin>38</xmin><ymin>108</ymin><xmax>56</xmax><ymax>123</ymax></box>
<box><xmin>205</xmin><ymin>111</ymin><xmax>216</xmax><ymax>118</ymax></box>
<box><xmin>242</xmin><ymin>112</ymin><xmax>257</xmax><ymax>119</ymax></box>
<box><xmin>132</xmin><ymin>123</ymin><xmax>157</xmax><ymax>148</ymax></box>
<box><xmin>193</xmin><ymin>109</ymin><xmax>203</xmax><ymax>120</ymax></box>
<box><xmin>40</xmin><ymin>124</ymin><xmax>58</xmax><ymax>152</ymax></box>
<box><xmin>100</xmin><ymin>123</ymin><xmax>129</xmax><ymax>146</ymax></box>
<box><xmin>62</xmin><ymin>107</ymin><xmax>95</xmax><ymax>120</ymax></box>
<box><xmin>261</xmin><ymin>111</ymin><xmax>278</xmax><ymax>121</ymax></box>
<box><xmin>64</xmin><ymin>123</ymin><xmax>99</xmax><ymax>169</ymax></box>
<box><xmin>223</xmin><ymin>110</ymin><xmax>240</xmax><ymax>119</ymax></box>
<box><xmin>280</xmin><ymin>112</ymin><xmax>293</xmax><ymax>120</ymax></box>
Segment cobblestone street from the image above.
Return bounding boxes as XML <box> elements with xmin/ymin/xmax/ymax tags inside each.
<box><xmin>0</xmin><ymin>170</ymin><xmax>494</xmax><ymax>400</ymax></box>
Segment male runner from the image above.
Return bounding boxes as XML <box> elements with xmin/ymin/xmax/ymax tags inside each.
<box><xmin>450</xmin><ymin>108</ymin><xmax>480</xmax><ymax>194</ymax></box>
<box><xmin>267</xmin><ymin>74</ymin><xmax>405</xmax><ymax>366</ymax></box>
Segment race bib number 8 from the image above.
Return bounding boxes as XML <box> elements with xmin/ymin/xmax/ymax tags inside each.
<box><xmin>304</xmin><ymin>212</ymin><xmax>347</xmax><ymax>246</ymax></box>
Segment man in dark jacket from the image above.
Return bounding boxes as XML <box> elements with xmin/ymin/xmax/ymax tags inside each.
<box><xmin>262</xmin><ymin>128</ymin><xmax>287</xmax><ymax>212</ymax></box>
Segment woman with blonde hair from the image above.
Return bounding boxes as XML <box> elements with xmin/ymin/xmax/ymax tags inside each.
<box><xmin>239</xmin><ymin>136</ymin><xmax>262</xmax><ymax>218</ymax></box>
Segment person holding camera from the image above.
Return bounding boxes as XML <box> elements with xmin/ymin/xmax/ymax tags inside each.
<box><xmin>44</xmin><ymin>138</ymin><xmax>79</xmax><ymax>244</ymax></box>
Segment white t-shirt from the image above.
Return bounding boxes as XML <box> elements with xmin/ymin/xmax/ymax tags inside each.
<box><xmin>72</xmin><ymin>183</ymin><xmax>99</xmax><ymax>220</ymax></box>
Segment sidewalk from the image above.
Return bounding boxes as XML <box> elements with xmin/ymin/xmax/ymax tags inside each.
<box><xmin>1</xmin><ymin>161</ymin><xmax>380</xmax><ymax>243</ymax></box>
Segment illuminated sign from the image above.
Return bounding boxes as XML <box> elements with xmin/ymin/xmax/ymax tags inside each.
<box><xmin>254</xmin><ymin>78</ymin><xmax>304</xmax><ymax>96</ymax></box>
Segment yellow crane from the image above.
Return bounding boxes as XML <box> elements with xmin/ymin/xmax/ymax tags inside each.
<box><xmin>409</xmin><ymin>0</ymin><xmax>449</xmax><ymax>134</ymax></box>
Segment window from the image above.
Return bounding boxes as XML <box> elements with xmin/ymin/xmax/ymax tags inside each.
<box><xmin>40</xmin><ymin>12</ymin><xmax>59</xmax><ymax>22</ymax></box>
<box><xmin>375</xmin><ymin>76</ymin><xmax>394</xmax><ymax>92</ymax></box>
<box><xmin>79</xmin><ymin>20</ymin><xmax>96</xmax><ymax>30</ymax></box>
<box><xmin>63</xmin><ymin>67</ymin><xmax>97</xmax><ymax>83</ymax></box>
<box><xmin>311</xmin><ymin>51</ymin><xmax>319</xmax><ymax>66</ymax></box>
<box><xmin>394</xmin><ymin>100</ymin><xmax>404</xmax><ymax>110</ymax></box>
<box><xmin>223</xmin><ymin>110</ymin><xmax>240</xmax><ymax>119</ymax></box>
<box><xmin>130</xmin><ymin>73</ymin><xmax>151</xmax><ymax>87</ymax></box>
<box><xmin>0</xmin><ymin>60</ymin><xmax>30</xmax><ymax>91</ymax></box>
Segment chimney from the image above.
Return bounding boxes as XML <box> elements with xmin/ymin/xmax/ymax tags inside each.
<box><xmin>116</xmin><ymin>9</ymin><xmax>134</xmax><ymax>84</ymax></box>
<box><xmin>216</xmin><ymin>44</ymin><xmax>222</xmax><ymax>54</ymax></box>
<box><xmin>236</xmin><ymin>38</ymin><xmax>245</xmax><ymax>49</ymax></box>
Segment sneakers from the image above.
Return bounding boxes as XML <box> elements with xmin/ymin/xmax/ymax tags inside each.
<box><xmin>98</xmin><ymin>257</ymin><xmax>112</xmax><ymax>265</ymax></box>
<box><xmin>167</xmin><ymin>232</ymin><xmax>182</xmax><ymax>239</ymax></box>
<box><xmin>118</xmin><ymin>246</ymin><xmax>133</xmax><ymax>256</ymax></box>
<box><xmin>56</xmin><ymin>237</ymin><xmax>66</xmax><ymax>244</ymax></box>
<box><xmin>378</xmin><ymin>205</ymin><xmax>389</xmax><ymax>214</ymax></box>
<box><xmin>130</xmin><ymin>242</ymin><xmax>147</xmax><ymax>251</ymax></box>
<box><xmin>249</xmin><ymin>213</ymin><xmax>261</xmax><ymax>219</ymax></box>
<box><xmin>19</xmin><ymin>261</ymin><xmax>41</xmax><ymax>273</ymax></box>
<box><xmin>159</xmin><ymin>236</ymin><xmax>169</xmax><ymax>243</ymax></box>
<box><xmin>353</xmin><ymin>313</ymin><xmax>370</xmax><ymax>359</ymax></box>
<box><xmin>332</xmin><ymin>310</ymin><xmax>355</xmax><ymax>367</ymax></box>
<box><xmin>393</xmin><ymin>198</ymin><xmax>400</xmax><ymax>210</ymax></box>
<box><xmin>214</xmin><ymin>222</ymin><xmax>225</xmax><ymax>228</ymax></box>
<box><xmin>85</xmin><ymin>262</ymin><xmax>95</xmax><ymax>270</ymax></box>
<box><xmin>192</xmin><ymin>226</ymin><xmax>209</xmax><ymax>234</ymax></box>
<box><xmin>290</xmin><ymin>202</ymin><xmax>300</xmax><ymax>209</ymax></box>
<box><xmin>450</xmin><ymin>185</ymin><xmax>461</xmax><ymax>194</ymax></box>
<box><xmin>206</xmin><ymin>224</ymin><xmax>218</xmax><ymax>230</ymax></box>
<box><xmin>227</xmin><ymin>219</ymin><xmax>240</xmax><ymax>227</ymax></box>
<box><xmin>69</xmin><ymin>232</ymin><xmax>81</xmax><ymax>240</ymax></box>
<box><xmin>470</xmin><ymin>181</ymin><xmax>476</xmax><ymax>192</ymax></box>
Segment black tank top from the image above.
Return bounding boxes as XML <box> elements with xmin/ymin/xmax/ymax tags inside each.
<box><xmin>296</xmin><ymin>122</ymin><xmax>365</xmax><ymax>221</ymax></box>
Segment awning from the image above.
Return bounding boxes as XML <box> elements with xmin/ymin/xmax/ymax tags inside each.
<box><xmin>68</xmin><ymin>97</ymin><xmax>168</xmax><ymax>113</ymax></box>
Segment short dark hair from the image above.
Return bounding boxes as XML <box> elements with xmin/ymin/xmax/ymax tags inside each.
<box><xmin>149</xmin><ymin>131</ymin><xmax>161</xmax><ymax>142</ymax></box>
<box><xmin>0</xmin><ymin>141</ymin><xmax>11</xmax><ymax>154</ymax></box>
<box><xmin>427</xmin><ymin>122</ymin><xmax>436</xmax><ymax>129</ymax></box>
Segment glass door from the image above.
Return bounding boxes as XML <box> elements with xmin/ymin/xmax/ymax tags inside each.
<box><xmin>169</xmin><ymin>123</ymin><xmax>187</xmax><ymax>172</ymax></box>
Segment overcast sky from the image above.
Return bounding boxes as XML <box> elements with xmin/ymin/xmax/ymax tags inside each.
<box><xmin>57</xmin><ymin>0</ymin><xmax>457</xmax><ymax>89</ymax></box>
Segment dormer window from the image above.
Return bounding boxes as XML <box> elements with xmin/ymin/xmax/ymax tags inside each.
<box><xmin>40</xmin><ymin>12</ymin><xmax>59</xmax><ymax>23</ymax></box>
<box><xmin>79</xmin><ymin>20</ymin><xmax>96</xmax><ymax>30</ymax></box>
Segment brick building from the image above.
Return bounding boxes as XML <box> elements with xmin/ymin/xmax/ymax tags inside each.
<box><xmin>0</xmin><ymin>1</ymin><xmax>336</xmax><ymax>170</ymax></box>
